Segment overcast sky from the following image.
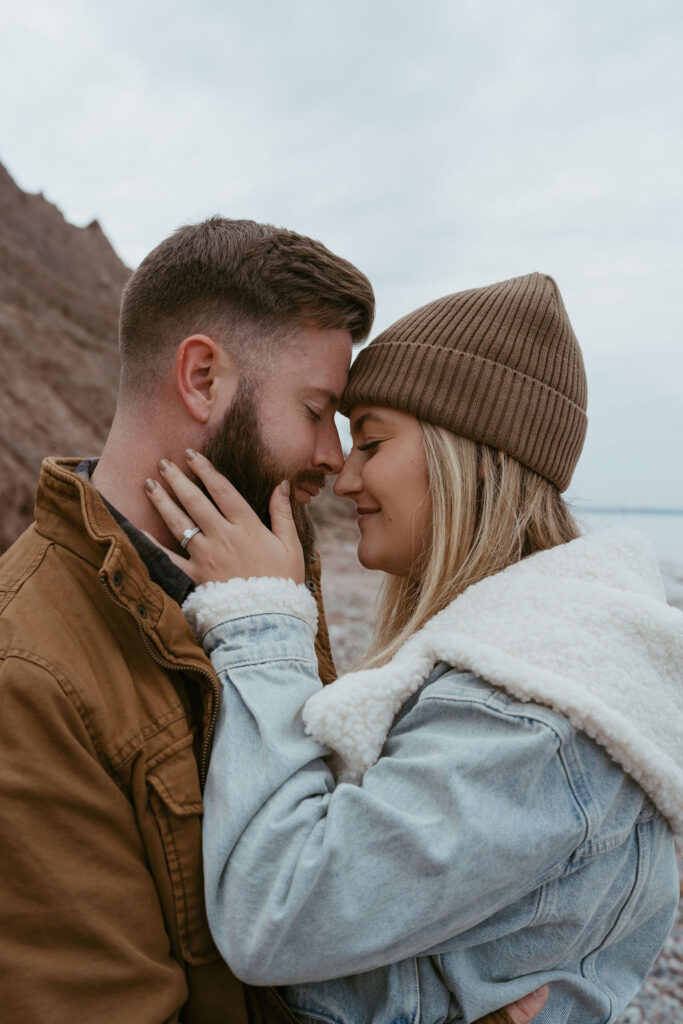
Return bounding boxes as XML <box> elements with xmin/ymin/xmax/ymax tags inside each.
<box><xmin>2</xmin><ymin>0</ymin><xmax>682</xmax><ymax>508</ymax></box>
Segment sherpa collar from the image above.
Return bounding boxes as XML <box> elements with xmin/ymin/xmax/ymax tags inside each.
<box><xmin>302</xmin><ymin>529</ymin><xmax>683</xmax><ymax>836</ymax></box>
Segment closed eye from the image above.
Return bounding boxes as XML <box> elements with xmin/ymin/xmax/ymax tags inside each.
<box><xmin>305</xmin><ymin>406</ymin><xmax>322</xmax><ymax>422</ymax></box>
<box><xmin>357</xmin><ymin>440</ymin><xmax>380</xmax><ymax>452</ymax></box>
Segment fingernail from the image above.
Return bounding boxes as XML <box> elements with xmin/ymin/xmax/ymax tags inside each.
<box><xmin>144</xmin><ymin>478</ymin><xmax>156</xmax><ymax>493</ymax></box>
<box><xmin>280</xmin><ymin>480</ymin><xmax>290</xmax><ymax>497</ymax></box>
<box><xmin>159</xmin><ymin>458</ymin><xmax>170</xmax><ymax>471</ymax></box>
<box><xmin>185</xmin><ymin>448</ymin><xmax>197</xmax><ymax>460</ymax></box>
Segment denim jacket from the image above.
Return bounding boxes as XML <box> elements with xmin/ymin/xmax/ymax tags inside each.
<box><xmin>187</xmin><ymin>532</ymin><xmax>682</xmax><ymax>1024</ymax></box>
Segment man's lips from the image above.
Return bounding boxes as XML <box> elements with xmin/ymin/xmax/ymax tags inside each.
<box><xmin>295</xmin><ymin>483</ymin><xmax>321</xmax><ymax>503</ymax></box>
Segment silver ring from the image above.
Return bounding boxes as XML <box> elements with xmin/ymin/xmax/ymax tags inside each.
<box><xmin>180</xmin><ymin>525</ymin><xmax>202</xmax><ymax>550</ymax></box>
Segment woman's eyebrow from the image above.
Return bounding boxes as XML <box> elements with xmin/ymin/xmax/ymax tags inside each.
<box><xmin>351</xmin><ymin>412</ymin><xmax>388</xmax><ymax>435</ymax></box>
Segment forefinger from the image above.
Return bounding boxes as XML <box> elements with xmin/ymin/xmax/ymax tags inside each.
<box><xmin>158</xmin><ymin>451</ymin><xmax>258</xmax><ymax>533</ymax></box>
<box><xmin>156</xmin><ymin>457</ymin><xmax>231</xmax><ymax>537</ymax></box>
<box><xmin>181</xmin><ymin>449</ymin><xmax>260</xmax><ymax>524</ymax></box>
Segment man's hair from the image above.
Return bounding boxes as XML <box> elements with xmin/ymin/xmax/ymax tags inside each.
<box><xmin>118</xmin><ymin>217</ymin><xmax>375</xmax><ymax>396</ymax></box>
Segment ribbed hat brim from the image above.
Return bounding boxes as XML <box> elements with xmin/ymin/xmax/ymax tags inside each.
<box><xmin>342</xmin><ymin>341</ymin><xmax>587</xmax><ymax>492</ymax></box>
<box><xmin>340</xmin><ymin>273</ymin><xmax>588</xmax><ymax>492</ymax></box>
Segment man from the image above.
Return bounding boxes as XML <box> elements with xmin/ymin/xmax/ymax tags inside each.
<box><xmin>0</xmin><ymin>218</ymin><xmax>546</xmax><ymax>1023</ymax></box>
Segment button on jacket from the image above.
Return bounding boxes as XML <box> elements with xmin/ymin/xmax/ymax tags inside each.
<box><xmin>0</xmin><ymin>457</ymin><xmax>601</xmax><ymax>1024</ymax></box>
<box><xmin>0</xmin><ymin>457</ymin><xmax>335</xmax><ymax>1024</ymax></box>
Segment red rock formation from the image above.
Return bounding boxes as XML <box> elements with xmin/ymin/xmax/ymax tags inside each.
<box><xmin>0</xmin><ymin>162</ymin><xmax>129</xmax><ymax>551</ymax></box>
<box><xmin>0</xmin><ymin>163</ymin><xmax>360</xmax><ymax>563</ymax></box>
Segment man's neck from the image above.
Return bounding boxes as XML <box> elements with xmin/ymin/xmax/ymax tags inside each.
<box><xmin>93</xmin><ymin>424</ymin><xmax>184</xmax><ymax>553</ymax></box>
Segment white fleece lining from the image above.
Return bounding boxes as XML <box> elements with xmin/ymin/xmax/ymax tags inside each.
<box><xmin>302</xmin><ymin>529</ymin><xmax>683</xmax><ymax>836</ymax></box>
<box><xmin>183</xmin><ymin>577</ymin><xmax>318</xmax><ymax>641</ymax></box>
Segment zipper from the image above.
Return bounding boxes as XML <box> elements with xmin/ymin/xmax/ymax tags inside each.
<box><xmin>104</xmin><ymin>575</ymin><xmax>302</xmax><ymax>1024</ymax></box>
<box><xmin>268</xmin><ymin>986</ymin><xmax>303</xmax><ymax>1024</ymax></box>
<box><xmin>101</xmin><ymin>578</ymin><xmax>219</xmax><ymax>788</ymax></box>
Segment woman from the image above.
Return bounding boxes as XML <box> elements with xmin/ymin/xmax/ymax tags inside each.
<box><xmin>147</xmin><ymin>273</ymin><xmax>682</xmax><ymax>1023</ymax></box>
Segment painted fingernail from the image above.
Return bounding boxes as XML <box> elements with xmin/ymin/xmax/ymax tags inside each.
<box><xmin>144</xmin><ymin>478</ymin><xmax>156</xmax><ymax>493</ymax></box>
<box><xmin>159</xmin><ymin>458</ymin><xmax>170</xmax><ymax>471</ymax></box>
<box><xmin>280</xmin><ymin>480</ymin><xmax>290</xmax><ymax>496</ymax></box>
<box><xmin>185</xmin><ymin>448</ymin><xmax>198</xmax><ymax>460</ymax></box>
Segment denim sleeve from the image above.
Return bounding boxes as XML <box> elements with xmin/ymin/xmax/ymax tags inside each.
<box><xmin>202</xmin><ymin>612</ymin><xmax>585</xmax><ymax>986</ymax></box>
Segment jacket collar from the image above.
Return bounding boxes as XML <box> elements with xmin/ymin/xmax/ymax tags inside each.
<box><xmin>34</xmin><ymin>457</ymin><xmax>213</xmax><ymax>671</ymax></box>
<box><xmin>74</xmin><ymin>457</ymin><xmax>195</xmax><ymax>608</ymax></box>
<box><xmin>303</xmin><ymin>529</ymin><xmax>683</xmax><ymax>836</ymax></box>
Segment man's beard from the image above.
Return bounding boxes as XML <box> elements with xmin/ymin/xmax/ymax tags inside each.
<box><xmin>201</xmin><ymin>379</ymin><xmax>324</xmax><ymax>566</ymax></box>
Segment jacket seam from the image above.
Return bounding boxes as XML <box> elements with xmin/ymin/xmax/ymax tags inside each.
<box><xmin>33</xmin><ymin>523</ymin><xmax>107</xmax><ymax>572</ymax></box>
<box><xmin>0</xmin><ymin>536</ymin><xmax>52</xmax><ymax>612</ymax></box>
<box><xmin>202</xmin><ymin>610</ymin><xmax>317</xmax><ymax>641</ymax></box>
<box><xmin>41</xmin><ymin>525</ymin><xmax>165</xmax><ymax>620</ymax></box>
<box><xmin>109</xmin><ymin>707</ymin><xmax>193</xmax><ymax>771</ymax></box>
<box><xmin>148</xmin><ymin>785</ymin><xmax>214</xmax><ymax>961</ymax></box>
<box><xmin>413</xmin><ymin>957</ymin><xmax>421</xmax><ymax>1024</ymax></box>
<box><xmin>528</xmin><ymin>880</ymin><xmax>547</xmax><ymax>927</ymax></box>
<box><xmin>1</xmin><ymin>648</ymin><xmax>192</xmax><ymax>782</ymax></box>
<box><xmin>216</xmin><ymin>654</ymin><xmax>318</xmax><ymax>671</ymax></box>
<box><xmin>579</xmin><ymin>822</ymin><xmax>650</xmax><ymax>1017</ymax></box>
<box><xmin>1</xmin><ymin>649</ymin><xmax>115</xmax><ymax>778</ymax></box>
<box><xmin>421</xmin><ymin>691</ymin><xmax>591</xmax><ymax>852</ymax></box>
<box><xmin>556</xmin><ymin>738</ymin><xmax>592</xmax><ymax>853</ymax></box>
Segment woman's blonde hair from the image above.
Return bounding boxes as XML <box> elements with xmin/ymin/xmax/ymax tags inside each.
<box><xmin>361</xmin><ymin>422</ymin><xmax>581</xmax><ymax>669</ymax></box>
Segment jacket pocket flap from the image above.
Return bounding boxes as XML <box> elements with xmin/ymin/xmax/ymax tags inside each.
<box><xmin>147</xmin><ymin>735</ymin><xmax>204</xmax><ymax>817</ymax></box>
<box><xmin>146</xmin><ymin>732</ymin><xmax>214</xmax><ymax>964</ymax></box>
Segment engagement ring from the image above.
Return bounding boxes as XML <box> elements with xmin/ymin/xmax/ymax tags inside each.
<box><xmin>180</xmin><ymin>525</ymin><xmax>202</xmax><ymax>549</ymax></box>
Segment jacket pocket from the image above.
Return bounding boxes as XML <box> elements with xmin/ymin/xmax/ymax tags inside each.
<box><xmin>147</xmin><ymin>732</ymin><xmax>217</xmax><ymax>965</ymax></box>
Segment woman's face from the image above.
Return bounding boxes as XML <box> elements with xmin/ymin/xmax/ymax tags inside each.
<box><xmin>333</xmin><ymin>405</ymin><xmax>431</xmax><ymax>577</ymax></box>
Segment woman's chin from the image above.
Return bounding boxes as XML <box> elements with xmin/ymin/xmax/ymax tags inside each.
<box><xmin>357</xmin><ymin>542</ymin><xmax>401</xmax><ymax>575</ymax></box>
<box><xmin>357</xmin><ymin>541</ymin><xmax>381</xmax><ymax>572</ymax></box>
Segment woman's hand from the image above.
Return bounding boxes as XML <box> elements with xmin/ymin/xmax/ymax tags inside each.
<box><xmin>144</xmin><ymin>449</ymin><xmax>305</xmax><ymax>585</ymax></box>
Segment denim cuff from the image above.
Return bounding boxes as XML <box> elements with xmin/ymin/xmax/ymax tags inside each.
<box><xmin>182</xmin><ymin>577</ymin><xmax>318</xmax><ymax>642</ymax></box>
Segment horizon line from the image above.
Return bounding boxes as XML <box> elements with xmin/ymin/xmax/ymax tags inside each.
<box><xmin>572</xmin><ymin>506</ymin><xmax>683</xmax><ymax>516</ymax></box>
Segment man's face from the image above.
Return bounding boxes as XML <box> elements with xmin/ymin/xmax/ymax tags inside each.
<box><xmin>202</xmin><ymin>326</ymin><xmax>352</xmax><ymax>557</ymax></box>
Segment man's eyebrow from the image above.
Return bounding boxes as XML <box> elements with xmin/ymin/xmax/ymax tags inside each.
<box><xmin>305</xmin><ymin>387</ymin><xmax>342</xmax><ymax>407</ymax></box>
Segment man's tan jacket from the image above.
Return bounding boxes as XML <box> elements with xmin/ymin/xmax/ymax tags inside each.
<box><xmin>0</xmin><ymin>458</ymin><xmax>336</xmax><ymax>1022</ymax></box>
<box><xmin>0</xmin><ymin>458</ymin><xmax>512</xmax><ymax>1024</ymax></box>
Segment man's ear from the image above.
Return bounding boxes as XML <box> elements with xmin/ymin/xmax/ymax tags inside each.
<box><xmin>175</xmin><ymin>335</ymin><xmax>239</xmax><ymax>424</ymax></box>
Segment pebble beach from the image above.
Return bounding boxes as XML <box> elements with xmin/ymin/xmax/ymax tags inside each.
<box><xmin>315</xmin><ymin>506</ymin><xmax>683</xmax><ymax>1022</ymax></box>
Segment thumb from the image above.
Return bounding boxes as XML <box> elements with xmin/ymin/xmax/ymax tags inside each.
<box><xmin>269</xmin><ymin>481</ymin><xmax>305</xmax><ymax>584</ymax></box>
<box><xmin>505</xmin><ymin>985</ymin><xmax>549</xmax><ymax>1024</ymax></box>
<box><xmin>269</xmin><ymin>480</ymin><xmax>298</xmax><ymax>545</ymax></box>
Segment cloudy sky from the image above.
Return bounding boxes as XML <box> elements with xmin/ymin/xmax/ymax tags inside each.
<box><xmin>2</xmin><ymin>0</ymin><xmax>682</xmax><ymax>508</ymax></box>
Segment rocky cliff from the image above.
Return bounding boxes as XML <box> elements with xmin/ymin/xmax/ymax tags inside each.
<box><xmin>0</xmin><ymin>162</ymin><xmax>129</xmax><ymax>551</ymax></box>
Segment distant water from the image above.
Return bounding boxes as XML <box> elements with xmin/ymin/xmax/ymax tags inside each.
<box><xmin>574</xmin><ymin>508</ymin><xmax>683</xmax><ymax>565</ymax></box>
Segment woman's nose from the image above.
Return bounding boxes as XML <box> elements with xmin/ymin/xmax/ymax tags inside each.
<box><xmin>333</xmin><ymin>452</ymin><xmax>360</xmax><ymax>498</ymax></box>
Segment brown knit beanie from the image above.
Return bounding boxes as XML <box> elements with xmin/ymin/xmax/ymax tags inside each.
<box><xmin>340</xmin><ymin>273</ymin><xmax>587</xmax><ymax>492</ymax></box>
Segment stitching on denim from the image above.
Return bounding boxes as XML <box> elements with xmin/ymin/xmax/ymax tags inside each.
<box><xmin>201</xmin><ymin>611</ymin><xmax>316</xmax><ymax>643</ymax></box>
<box><xmin>217</xmin><ymin>655</ymin><xmax>317</xmax><ymax>671</ymax></box>
<box><xmin>422</xmin><ymin>690</ymin><xmax>590</xmax><ymax>856</ymax></box>
<box><xmin>579</xmin><ymin>822</ymin><xmax>649</xmax><ymax>1015</ymax></box>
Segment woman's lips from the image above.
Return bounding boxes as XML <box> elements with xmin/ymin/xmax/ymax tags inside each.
<box><xmin>357</xmin><ymin>506</ymin><xmax>380</xmax><ymax>523</ymax></box>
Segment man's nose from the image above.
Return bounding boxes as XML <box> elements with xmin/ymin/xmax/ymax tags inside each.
<box><xmin>314</xmin><ymin>423</ymin><xmax>344</xmax><ymax>475</ymax></box>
